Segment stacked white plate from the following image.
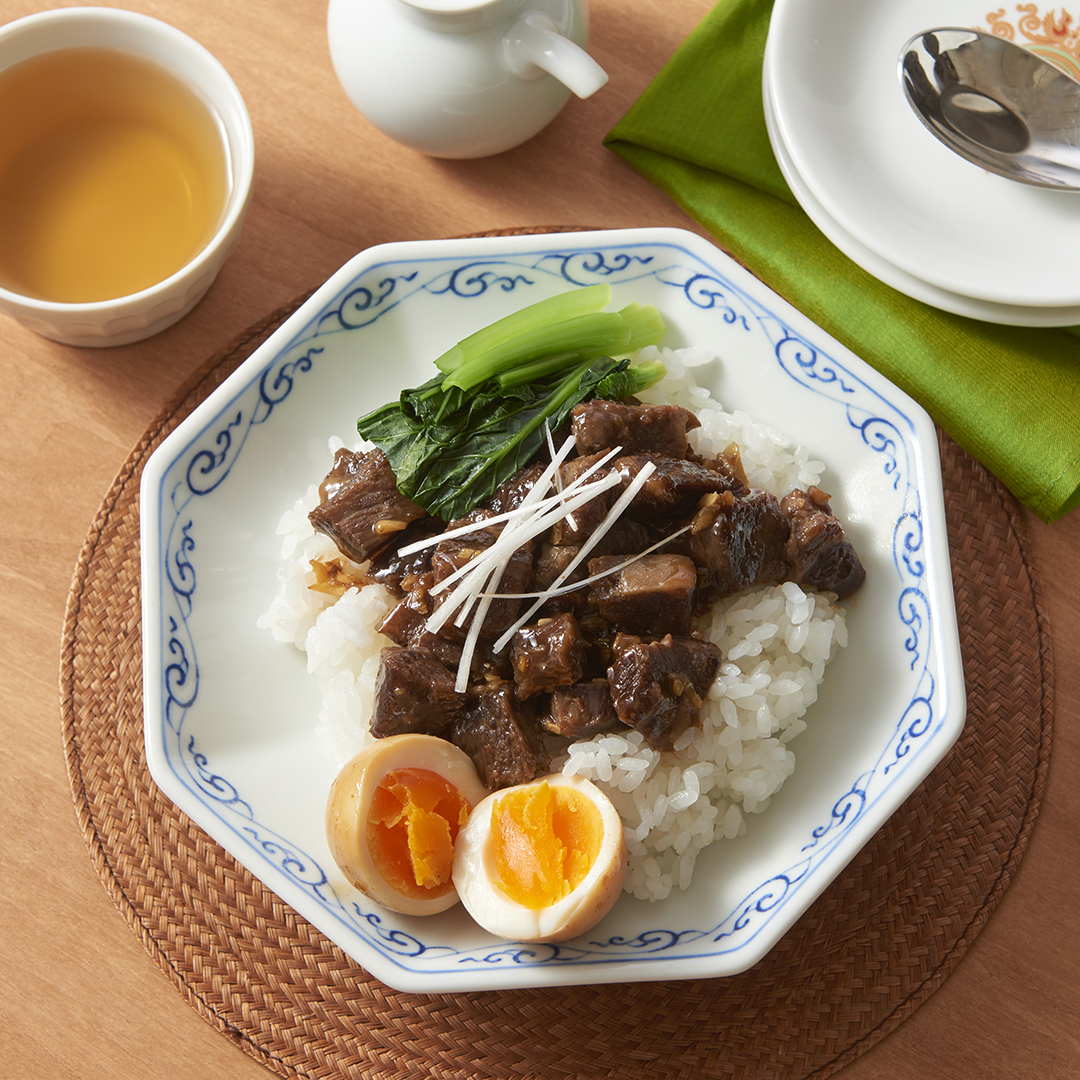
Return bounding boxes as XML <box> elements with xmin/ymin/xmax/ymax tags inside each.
<box><xmin>764</xmin><ymin>0</ymin><xmax>1080</xmax><ymax>326</ymax></box>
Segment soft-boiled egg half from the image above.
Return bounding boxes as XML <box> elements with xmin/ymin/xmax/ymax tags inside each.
<box><xmin>326</xmin><ymin>733</ymin><xmax>490</xmax><ymax>916</ymax></box>
<box><xmin>452</xmin><ymin>773</ymin><xmax>627</xmax><ymax>943</ymax></box>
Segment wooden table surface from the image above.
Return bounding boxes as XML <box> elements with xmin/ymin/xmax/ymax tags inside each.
<box><xmin>3</xmin><ymin>1</ymin><xmax>1078</xmax><ymax>1077</ymax></box>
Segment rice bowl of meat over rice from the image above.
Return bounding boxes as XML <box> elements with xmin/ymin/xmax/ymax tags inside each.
<box><xmin>140</xmin><ymin>227</ymin><xmax>965</xmax><ymax>992</ymax></box>
<box><xmin>260</xmin><ymin>345</ymin><xmax>859</xmax><ymax>906</ymax></box>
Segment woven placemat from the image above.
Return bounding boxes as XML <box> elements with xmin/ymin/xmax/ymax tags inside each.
<box><xmin>61</xmin><ymin>234</ymin><xmax>1054</xmax><ymax>1080</ymax></box>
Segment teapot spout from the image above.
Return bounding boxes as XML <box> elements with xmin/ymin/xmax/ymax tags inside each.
<box><xmin>503</xmin><ymin>12</ymin><xmax>608</xmax><ymax>98</ymax></box>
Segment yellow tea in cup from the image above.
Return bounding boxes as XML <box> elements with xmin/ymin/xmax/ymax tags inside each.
<box><xmin>0</xmin><ymin>47</ymin><xmax>229</xmax><ymax>303</ymax></box>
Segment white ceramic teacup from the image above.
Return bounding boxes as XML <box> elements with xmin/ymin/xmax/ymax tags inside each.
<box><xmin>0</xmin><ymin>7</ymin><xmax>254</xmax><ymax>347</ymax></box>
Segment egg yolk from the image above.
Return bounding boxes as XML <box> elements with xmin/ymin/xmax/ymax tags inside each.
<box><xmin>492</xmin><ymin>780</ymin><xmax>604</xmax><ymax>909</ymax></box>
<box><xmin>366</xmin><ymin>767</ymin><xmax>472</xmax><ymax>900</ymax></box>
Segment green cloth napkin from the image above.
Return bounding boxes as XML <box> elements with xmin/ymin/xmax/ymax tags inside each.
<box><xmin>604</xmin><ymin>0</ymin><xmax>1080</xmax><ymax>523</ymax></box>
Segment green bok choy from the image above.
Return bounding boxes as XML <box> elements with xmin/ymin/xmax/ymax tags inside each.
<box><xmin>357</xmin><ymin>286</ymin><xmax>666</xmax><ymax>521</ymax></box>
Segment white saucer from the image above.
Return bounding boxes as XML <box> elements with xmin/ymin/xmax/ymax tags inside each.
<box><xmin>762</xmin><ymin>56</ymin><xmax>1080</xmax><ymax>327</ymax></box>
<box><xmin>766</xmin><ymin>0</ymin><xmax>1080</xmax><ymax>309</ymax></box>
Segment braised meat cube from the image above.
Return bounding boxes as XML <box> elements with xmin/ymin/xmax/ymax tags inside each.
<box><xmin>486</xmin><ymin>460</ymin><xmax>545</xmax><ymax>515</ymax></box>
<box><xmin>780</xmin><ymin>487</ymin><xmax>866</xmax><ymax>599</ymax></box>
<box><xmin>585</xmin><ymin>516</ymin><xmax>660</xmax><ymax>558</ymax></box>
<box><xmin>570</xmin><ymin>399</ymin><xmax>701</xmax><ymax>458</ymax></box>
<box><xmin>510</xmin><ymin>613</ymin><xmax>588</xmax><ymax>699</ymax></box>
<box><xmin>534</xmin><ymin>543</ymin><xmax>588</xmax><ymax>610</ymax></box>
<box><xmin>437</xmin><ymin>506</ymin><xmax>502</xmax><ymax>547</ymax></box>
<box><xmin>370</xmin><ymin>646</ymin><xmax>465</xmax><ymax>737</ymax></box>
<box><xmin>366</xmin><ymin>516</ymin><xmax>443</xmax><ymax>597</ymax></box>
<box><xmin>551</xmin><ymin>453</ymin><xmax>614</xmax><ymax>544</ymax></box>
<box><xmin>308</xmin><ymin>447</ymin><xmax>428</xmax><ymax>564</ymax></box>
<box><xmin>378</xmin><ymin>588</ymin><xmax>427</xmax><ymax>647</ymax></box>
<box><xmin>612</xmin><ymin>454</ymin><xmax>739</xmax><ymax>519</ymax></box>
<box><xmin>560</xmin><ymin>450</ymin><xmax>611</xmax><ymax>488</ymax></box>
<box><xmin>377</xmin><ymin>576</ymin><xmax>465</xmax><ymax>670</ymax></box>
<box><xmin>574</xmin><ymin>606</ymin><xmax>617</xmax><ymax>668</ymax></box>
<box><xmin>315</xmin><ymin>444</ymin><xmax>362</xmax><ymax>502</ymax></box>
<box><xmin>450</xmin><ymin>682</ymin><xmax>550</xmax><ymax>789</ymax></box>
<box><xmin>588</xmin><ymin>554</ymin><xmax>698</xmax><ymax>636</ymax></box>
<box><xmin>607</xmin><ymin>633</ymin><xmax>722</xmax><ymax>750</ymax></box>
<box><xmin>430</xmin><ymin>509</ymin><xmax>535</xmax><ymax>640</ymax></box>
<box><xmin>492</xmin><ymin>540</ymin><xmax>538</xmax><ymax>628</ymax></box>
<box><xmin>689</xmin><ymin>489</ymin><xmax>792</xmax><ymax>604</ymax></box>
<box><xmin>535</xmin><ymin>544</ymin><xmax>587</xmax><ymax>596</ymax></box>
<box><xmin>544</xmin><ymin>680</ymin><xmax>621</xmax><ymax>739</ymax></box>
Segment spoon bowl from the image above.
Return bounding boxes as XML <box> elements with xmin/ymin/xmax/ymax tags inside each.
<box><xmin>899</xmin><ymin>27</ymin><xmax>1080</xmax><ymax>189</ymax></box>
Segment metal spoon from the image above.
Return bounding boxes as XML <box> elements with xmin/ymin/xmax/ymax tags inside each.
<box><xmin>899</xmin><ymin>27</ymin><xmax>1080</xmax><ymax>189</ymax></box>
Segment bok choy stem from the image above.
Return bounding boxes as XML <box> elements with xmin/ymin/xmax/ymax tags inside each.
<box><xmin>618</xmin><ymin>302</ymin><xmax>667</xmax><ymax>352</ymax></box>
<box><xmin>496</xmin><ymin>351</ymin><xmax>581</xmax><ymax>391</ymax></box>
<box><xmin>443</xmin><ymin>311</ymin><xmax>631</xmax><ymax>392</ymax></box>
<box><xmin>434</xmin><ymin>283</ymin><xmax>612</xmax><ymax>375</ymax></box>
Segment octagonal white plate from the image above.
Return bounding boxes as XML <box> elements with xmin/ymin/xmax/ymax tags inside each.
<box><xmin>140</xmin><ymin>227</ymin><xmax>965</xmax><ymax>993</ymax></box>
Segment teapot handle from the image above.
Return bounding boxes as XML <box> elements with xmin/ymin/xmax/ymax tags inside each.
<box><xmin>502</xmin><ymin>12</ymin><xmax>608</xmax><ymax>99</ymax></box>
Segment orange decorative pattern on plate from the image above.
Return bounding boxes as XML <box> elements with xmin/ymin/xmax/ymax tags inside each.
<box><xmin>983</xmin><ymin>5</ymin><xmax>1080</xmax><ymax>80</ymax></box>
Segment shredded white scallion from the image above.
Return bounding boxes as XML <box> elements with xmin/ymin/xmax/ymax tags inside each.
<box><xmin>396</xmin><ymin>434</ymin><xmax>580</xmax><ymax>557</ymax></box>
<box><xmin>476</xmin><ymin>524</ymin><xmax>692</xmax><ymax>601</ymax></box>
<box><xmin>545</xmin><ymin>423</ymin><xmax>565</xmax><ymax>494</ymax></box>
<box><xmin>428</xmin><ymin>468</ymin><xmax>622</xmax><ymax>601</ymax></box>
<box><xmin>454</xmin><ymin>571</ymin><xmax>499</xmax><ymax>692</ymax></box>
<box><xmin>424</xmin><ymin>455</ymin><xmax>658</xmax><ymax>691</ymax></box>
<box><xmin>491</xmin><ymin>459</ymin><xmax>658</xmax><ymax>653</ymax></box>
<box><xmin>422</xmin><ymin>469</ymin><xmax>623</xmax><ymax>638</ymax></box>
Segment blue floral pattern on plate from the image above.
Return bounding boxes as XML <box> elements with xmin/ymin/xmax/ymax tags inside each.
<box><xmin>141</xmin><ymin>228</ymin><xmax>963</xmax><ymax>993</ymax></box>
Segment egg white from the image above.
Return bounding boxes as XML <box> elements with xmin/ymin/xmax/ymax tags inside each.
<box><xmin>452</xmin><ymin>773</ymin><xmax>627</xmax><ymax>943</ymax></box>
<box><xmin>325</xmin><ymin>733</ymin><xmax>490</xmax><ymax>916</ymax></box>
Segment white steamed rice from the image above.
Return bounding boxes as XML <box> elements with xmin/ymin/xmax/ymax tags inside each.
<box><xmin>257</xmin><ymin>346</ymin><xmax>849</xmax><ymax>902</ymax></box>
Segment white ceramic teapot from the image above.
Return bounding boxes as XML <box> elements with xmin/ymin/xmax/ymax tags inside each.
<box><xmin>326</xmin><ymin>0</ymin><xmax>608</xmax><ymax>158</ymax></box>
